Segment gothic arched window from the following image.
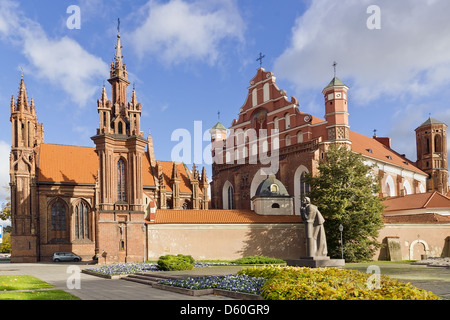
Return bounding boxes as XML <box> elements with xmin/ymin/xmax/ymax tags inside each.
<box><xmin>74</xmin><ymin>201</ymin><xmax>90</xmax><ymax>240</ymax></box>
<box><xmin>118</xmin><ymin>159</ymin><xmax>126</xmax><ymax>201</ymax></box>
<box><xmin>228</xmin><ymin>186</ymin><xmax>235</xmax><ymax>210</ymax></box>
<box><xmin>51</xmin><ymin>199</ymin><xmax>66</xmax><ymax>231</ymax></box>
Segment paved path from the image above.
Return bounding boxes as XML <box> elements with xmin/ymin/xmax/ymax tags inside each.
<box><xmin>0</xmin><ymin>262</ymin><xmax>236</xmax><ymax>300</ymax></box>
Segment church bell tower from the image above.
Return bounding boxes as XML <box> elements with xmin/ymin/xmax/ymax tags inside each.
<box><xmin>322</xmin><ymin>64</ymin><xmax>350</xmax><ymax>148</ymax></box>
<box><xmin>91</xmin><ymin>29</ymin><xmax>147</xmax><ymax>263</ymax></box>
<box><xmin>415</xmin><ymin>117</ymin><xmax>449</xmax><ymax>194</ymax></box>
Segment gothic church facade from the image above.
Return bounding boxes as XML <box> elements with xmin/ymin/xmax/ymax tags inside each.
<box><xmin>9</xmin><ymin>33</ymin><xmax>209</xmax><ymax>263</ymax></box>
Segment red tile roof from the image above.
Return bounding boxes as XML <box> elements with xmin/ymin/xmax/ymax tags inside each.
<box><xmin>383</xmin><ymin>192</ymin><xmax>450</xmax><ymax>212</ymax></box>
<box><xmin>383</xmin><ymin>213</ymin><xmax>450</xmax><ymax>224</ymax></box>
<box><xmin>349</xmin><ymin>131</ymin><xmax>425</xmax><ymax>175</ymax></box>
<box><xmin>37</xmin><ymin>144</ymin><xmax>187</xmax><ymax>191</ymax></box>
<box><xmin>38</xmin><ymin>144</ymin><xmax>98</xmax><ymax>184</ymax></box>
<box><xmin>156</xmin><ymin>161</ymin><xmax>193</xmax><ymax>193</ymax></box>
<box><xmin>150</xmin><ymin>209</ymin><xmax>302</xmax><ymax>224</ymax></box>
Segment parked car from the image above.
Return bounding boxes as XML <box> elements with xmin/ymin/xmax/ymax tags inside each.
<box><xmin>52</xmin><ymin>252</ymin><xmax>81</xmax><ymax>262</ymax></box>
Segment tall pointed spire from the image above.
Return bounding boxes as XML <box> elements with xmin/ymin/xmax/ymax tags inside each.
<box><xmin>114</xmin><ymin>34</ymin><xmax>123</xmax><ymax>69</ymax></box>
<box><xmin>17</xmin><ymin>76</ymin><xmax>29</xmax><ymax>113</ymax></box>
<box><xmin>108</xmin><ymin>20</ymin><xmax>130</xmax><ymax>107</ymax></box>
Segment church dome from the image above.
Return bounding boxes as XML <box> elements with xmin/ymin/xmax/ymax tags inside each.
<box><xmin>254</xmin><ymin>175</ymin><xmax>290</xmax><ymax>197</ymax></box>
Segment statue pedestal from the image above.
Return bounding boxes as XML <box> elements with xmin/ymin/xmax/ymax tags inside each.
<box><xmin>286</xmin><ymin>256</ymin><xmax>345</xmax><ymax>268</ymax></box>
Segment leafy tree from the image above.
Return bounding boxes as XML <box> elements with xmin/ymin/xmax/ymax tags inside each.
<box><xmin>0</xmin><ymin>199</ymin><xmax>11</xmax><ymax>221</ymax></box>
<box><xmin>1</xmin><ymin>232</ymin><xmax>10</xmax><ymax>253</ymax></box>
<box><xmin>304</xmin><ymin>144</ymin><xmax>385</xmax><ymax>262</ymax></box>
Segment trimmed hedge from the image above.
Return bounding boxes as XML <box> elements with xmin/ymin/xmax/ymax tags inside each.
<box><xmin>232</xmin><ymin>256</ymin><xmax>285</xmax><ymax>265</ymax></box>
<box><xmin>157</xmin><ymin>254</ymin><xmax>195</xmax><ymax>271</ymax></box>
<box><xmin>238</xmin><ymin>266</ymin><xmax>441</xmax><ymax>300</ymax></box>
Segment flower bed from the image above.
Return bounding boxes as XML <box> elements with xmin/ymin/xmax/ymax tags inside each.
<box><xmin>238</xmin><ymin>266</ymin><xmax>441</xmax><ymax>300</ymax></box>
<box><xmin>85</xmin><ymin>262</ymin><xmax>236</xmax><ymax>276</ymax></box>
<box><xmin>159</xmin><ymin>274</ymin><xmax>267</xmax><ymax>295</ymax></box>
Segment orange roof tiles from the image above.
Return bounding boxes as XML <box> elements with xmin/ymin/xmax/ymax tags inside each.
<box><xmin>37</xmin><ymin>144</ymin><xmax>192</xmax><ymax>191</ymax></box>
<box><xmin>151</xmin><ymin>209</ymin><xmax>302</xmax><ymax>224</ymax></box>
<box><xmin>143</xmin><ymin>154</ymin><xmax>156</xmax><ymax>187</ymax></box>
<box><xmin>38</xmin><ymin>144</ymin><xmax>98</xmax><ymax>184</ymax></box>
<box><xmin>350</xmin><ymin>131</ymin><xmax>425</xmax><ymax>175</ymax></box>
<box><xmin>157</xmin><ymin>161</ymin><xmax>193</xmax><ymax>193</ymax></box>
<box><xmin>383</xmin><ymin>213</ymin><xmax>450</xmax><ymax>224</ymax></box>
<box><xmin>383</xmin><ymin>192</ymin><xmax>450</xmax><ymax>212</ymax></box>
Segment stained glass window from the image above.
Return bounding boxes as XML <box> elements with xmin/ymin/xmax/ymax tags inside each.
<box><xmin>51</xmin><ymin>200</ymin><xmax>66</xmax><ymax>231</ymax></box>
<box><xmin>75</xmin><ymin>201</ymin><xmax>90</xmax><ymax>239</ymax></box>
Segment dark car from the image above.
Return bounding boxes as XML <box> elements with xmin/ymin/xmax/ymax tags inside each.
<box><xmin>52</xmin><ymin>252</ymin><xmax>81</xmax><ymax>262</ymax></box>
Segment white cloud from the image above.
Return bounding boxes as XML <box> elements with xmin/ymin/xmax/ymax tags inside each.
<box><xmin>129</xmin><ymin>0</ymin><xmax>245</xmax><ymax>66</ymax></box>
<box><xmin>0</xmin><ymin>140</ymin><xmax>10</xmax><ymax>202</ymax></box>
<box><xmin>21</xmin><ymin>31</ymin><xmax>108</xmax><ymax>107</ymax></box>
<box><xmin>0</xmin><ymin>0</ymin><xmax>108</xmax><ymax>107</ymax></box>
<box><xmin>274</xmin><ymin>0</ymin><xmax>450</xmax><ymax>105</ymax></box>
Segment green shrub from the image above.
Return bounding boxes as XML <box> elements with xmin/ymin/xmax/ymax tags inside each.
<box><xmin>157</xmin><ymin>254</ymin><xmax>195</xmax><ymax>271</ymax></box>
<box><xmin>232</xmin><ymin>256</ymin><xmax>285</xmax><ymax>265</ymax></box>
<box><xmin>238</xmin><ymin>266</ymin><xmax>441</xmax><ymax>300</ymax></box>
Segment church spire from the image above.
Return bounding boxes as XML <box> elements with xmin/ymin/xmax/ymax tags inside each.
<box><xmin>16</xmin><ymin>76</ymin><xmax>29</xmax><ymax>113</ymax></box>
<box><xmin>108</xmin><ymin>21</ymin><xmax>130</xmax><ymax>107</ymax></box>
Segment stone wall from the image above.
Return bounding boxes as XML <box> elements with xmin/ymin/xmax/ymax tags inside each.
<box><xmin>147</xmin><ymin>223</ymin><xmax>304</xmax><ymax>261</ymax></box>
<box><xmin>376</xmin><ymin>224</ymin><xmax>450</xmax><ymax>260</ymax></box>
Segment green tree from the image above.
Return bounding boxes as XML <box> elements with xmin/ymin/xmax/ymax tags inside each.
<box><xmin>1</xmin><ymin>232</ymin><xmax>11</xmax><ymax>253</ymax></box>
<box><xmin>0</xmin><ymin>199</ymin><xmax>11</xmax><ymax>221</ymax></box>
<box><xmin>304</xmin><ymin>144</ymin><xmax>385</xmax><ymax>262</ymax></box>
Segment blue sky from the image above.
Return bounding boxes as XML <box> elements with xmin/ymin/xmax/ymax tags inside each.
<box><xmin>1</xmin><ymin>0</ymin><xmax>450</xmax><ymax>205</ymax></box>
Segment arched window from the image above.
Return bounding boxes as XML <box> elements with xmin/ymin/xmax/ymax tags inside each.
<box><xmin>51</xmin><ymin>199</ymin><xmax>66</xmax><ymax>231</ymax></box>
<box><xmin>74</xmin><ymin>201</ymin><xmax>90</xmax><ymax>240</ymax></box>
<box><xmin>252</xmin><ymin>88</ymin><xmax>258</xmax><ymax>107</ymax></box>
<box><xmin>228</xmin><ymin>186</ymin><xmax>235</xmax><ymax>210</ymax></box>
<box><xmin>118</xmin><ymin>159</ymin><xmax>126</xmax><ymax>201</ymax></box>
<box><xmin>425</xmin><ymin>138</ymin><xmax>430</xmax><ymax>154</ymax></box>
<box><xmin>285</xmin><ymin>135</ymin><xmax>291</xmax><ymax>146</ymax></box>
<box><xmin>273</xmin><ymin>117</ymin><xmax>279</xmax><ymax>130</ymax></box>
<box><xmin>297</xmin><ymin>131</ymin><xmax>303</xmax><ymax>143</ymax></box>
<box><xmin>285</xmin><ymin>113</ymin><xmax>290</xmax><ymax>129</ymax></box>
<box><xmin>270</xmin><ymin>184</ymin><xmax>279</xmax><ymax>193</ymax></box>
<box><xmin>263</xmin><ymin>83</ymin><xmax>270</xmax><ymax>102</ymax></box>
<box><xmin>435</xmin><ymin>135</ymin><xmax>442</xmax><ymax>152</ymax></box>
<box><xmin>118</xmin><ymin>121</ymin><xmax>123</xmax><ymax>134</ymax></box>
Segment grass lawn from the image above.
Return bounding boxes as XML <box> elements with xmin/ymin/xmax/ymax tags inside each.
<box><xmin>0</xmin><ymin>275</ymin><xmax>80</xmax><ymax>300</ymax></box>
<box><xmin>0</xmin><ymin>290</ymin><xmax>81</xmax><ymax>300</ymax></box>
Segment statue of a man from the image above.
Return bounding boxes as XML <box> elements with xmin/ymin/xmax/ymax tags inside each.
<box><xmin>300</xmin><ymin>197</ymin><xmax>328</xmax><ymax>257</ymax></box>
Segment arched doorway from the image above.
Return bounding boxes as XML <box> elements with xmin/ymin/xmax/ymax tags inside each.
<box><xmin>410</xmin><ymin>239</ymin><xmax>429</xmax><ymax>260</ymax></box>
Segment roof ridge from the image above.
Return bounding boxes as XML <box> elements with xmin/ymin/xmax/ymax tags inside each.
<box><xmin>422</xmin><ymin>191</ymin><xmax>437</xmax><ymax>208</ymax></box>
<box><xmin>42</xmin><ymin>143</ymin><xmax>95</xmax><ymax>149</ymax></box>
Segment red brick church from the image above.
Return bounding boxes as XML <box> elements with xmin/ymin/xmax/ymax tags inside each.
<box><xmin>9</xmin><ymin>33</ymin><xmax>209</xmax><ymax>263</ymax></box>
<box><xmin>8</xmin><ymin>31</ymin><xmax>450</xmax><ymax>263</ymax></box>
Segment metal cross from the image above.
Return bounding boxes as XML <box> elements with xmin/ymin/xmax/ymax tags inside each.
<box><xmin>333</xmin><ymin>61</ymin><xmax>337</xmax><ymax>77</ymax></box>
<box><xmin>117</xmin><ymin>18</ymin><xmax>120</xmax><ymax>34</ymax></box>
<box><xmin>218</xmin><ymin>111</ymin><xmax>221</xmax><ymax>120</ymax></box>
<box><xmin>257</xmin><ymin>52</ymin><xmax>265</xmax><ymax>68</ymax></box>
